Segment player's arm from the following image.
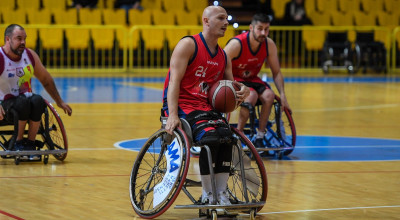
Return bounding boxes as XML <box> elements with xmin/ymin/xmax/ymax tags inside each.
<box><xmin>266</xmin><ymin>38</ymin><xmax>291</xmax><ymax>113</ymax></box>
<box><xmin>223</xmin><ymin>51</ymin><xmax>249</xmax><ymax>102</ymax></box>
<box><xmin>29</xmin><ymin>49</ymin><xmax>72</xmax><ymax>116</ymax></box>
<box><xmin>165</xmin><ymin>37</ymin><xmax>195</xmax><ymax>134</ymax></box>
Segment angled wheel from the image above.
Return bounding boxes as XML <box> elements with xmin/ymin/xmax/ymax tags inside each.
<box><xmin>228</xmin><ymin>127</ymin><xmax>268</xmax><ymax>212</ymax></box>
<box><xmin>40</xmin><ymin>100</ymin><xmax>68</xmax><ymax>161</ymax></box>
<box><xmin>130</xmin><ymin>127</ymin><xmax>190</xmax><ymax>219</ymax></box>
<box><xmin>265</xmin><ymin>96</ymin><xmax>296</xmax><ymax>155</ymax></box>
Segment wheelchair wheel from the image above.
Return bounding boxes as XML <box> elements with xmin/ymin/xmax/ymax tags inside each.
<box><xmin>130</xmin><ymin>127</ymin><xmax>191</xmax><ymax>219</ymax></box>
<box><xmin>266</xmin><ymin>96</ymin><xmax>296</xmax><ymax>155</ymax></box>
<box><xmin>40</xmin><ymin>100</ymin><xmax>68</xmax><ymax>161</ymax></box>
<box><xmin>229</xmin><ymin>127</ymin><xmax>268</xmax><ymax>212</ymax></box>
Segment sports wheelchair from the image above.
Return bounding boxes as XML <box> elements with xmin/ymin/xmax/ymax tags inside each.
<box><xmin>229</xmin><ymin>95</ymin><xmax>296</xmax><ymax>159</ymax></box>
<box><xmin>0</xmin><ymin>99</ymin><xmax>68</xmax><ymax>165</ymax></box>
<box><xmin>129</xmin><ymin>116</ymin><xmax>268</xmax><ymax>219</ymax></box>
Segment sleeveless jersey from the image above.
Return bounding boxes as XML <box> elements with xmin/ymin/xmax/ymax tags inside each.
<box><xmin>231</xmin><ymin>32</ymin><xmax>268</xmax><ymax>84</ymax></box>
<box><xmin>0</xmin><ymin>47</ymin><xmax>35</xmax><ymax>100</ymax></box>
<box><xmin>163</xmin><ymin>32</ymin><xmax>227</xmax><ymax>115</ymax></box>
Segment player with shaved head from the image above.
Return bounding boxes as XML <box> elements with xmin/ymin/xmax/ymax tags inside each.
<box><xmin>162</xmin><ymin>6</ymin><xmax>249</xmax><ymax>205</ymax></box>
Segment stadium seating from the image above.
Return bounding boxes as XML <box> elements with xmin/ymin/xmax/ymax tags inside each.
<box><xmin>271</xmin><ymin>0</ymin><xmax>291</xmax><ymax>20</ymax></box>
<box><xmin>128</xmin><ymin>9</ymin><xmax>152</xmax><ymax>26</ymax></box>
<box><xmin>17</xmin><ymin>0</ymin><xmax>41</xmax><ymax>10</ymax></box>
<box><xmin>103</xmin><ymin>8</ymin><xmax>127</xmax><ymax>25</ymax></box>
<box><xmin>308</xmin><ymin>11</ymin><xmax>331</xmax><ymax>26</ymax></box>
<box><xmin>24</xmin><ymin>27</ymin><xmax>38</xmax><ymax>49</ymax></box>
<box><xmin>79</xmin><ymin>8</ymin><xmax>102</xmax><ymax>25</ymax></box>
<box><xmin>65</xmin><ymin>28</ymin><xmax>90</xmax><ymax>49</ymax></box>
<box><xmin>0</xmin><ymin>0</ymin><xmax>15</xmax><ymax>11</ymax></box>
<box><xmin>330</xmin><ymin>11</ymin><xmax>354</xmax><ymax>26</ymax></box>
<box><xmin>175</xmin><ymin>10</ymin><xmax>199</xmax><ymax>26</ymax></box>
<box><xmin>163</xmin><ymin>0</ymin><xmax>185</xmax><ymax>12</ymax></box>
<box><xmin>338</xmin><ymin>0</ymin><xmax>361</xmax><ymax>13</ymax></box>
<box><xmin>117</xmin><ymin>27</ymin><xmax>140</xmax><ymax>50</ymax></box>
<box><xmin>316</xmin><ymin>0</ymin><xmax>338</xmax><ymax>13</ymax></box>
<box><xmin>302</xmin><ymin>29</ymin><xmax>326</xmax><ymax>51</ymax></box>
<box><xmin>42</xmin><ymin>0</ymin><xmax>67</xmax><ymax>10</ymax></box>
<box><xmin>27</xmin><ymin>8</ymin><xmax>52</xmax><ymax>25</ymax></box>
<box><xmin>53</xmin><ymin>9</ymin><xmax>78</xmax><ymax>25</ymax></box>
<box><xmin>152</xmin><ymin>10</ymin><xmax>175</xmax><ymax>25</ymax></box>
<box><xmin>218</xmin><ymin>28</ymin><xmax>235</xmax><ymax>47</ymax></box>
<box><xmin>360</xmin><ymin>0</ymin><xmax>384</xmax><ymax>14</ymax></box>
<box><xmin>91</xmin><ymin>28</ymin><xmax>115</xmax><ymax>50</ymax></box>
<box><xmin>141</xmin><ymin>0</ymin><xmax>162</xmax><ymax>10</ymax></box>
<box><xmin>354</xmin><ymin>11</ymin><xmax>376</xmax><ymax>26</ymax></box>
<box><xmin>141</xmin><ymin>29</ymin><xmax>165</xmax><ymax>50</ymax></box>
<box><xmin>2</xmin><ymin>9</ymin><xmax>27</xmax><ymax>24</ymax></box>
<box><xmin>39</xmin><ymin>28</ymin><xmax>64</xmax><ymax>49</ymax></box>
<box><xmin>165</xmin><ymin>29</ymin><xmax>188</xmax><ymax>50</ymax></box>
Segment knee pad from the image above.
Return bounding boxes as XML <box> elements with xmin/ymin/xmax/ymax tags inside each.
<box><xmin>14</xmin><ymin>95</ymin><xmax>30</xmax><ymax>120</ymax></box>
<box><xmin>29</xmin><ymin>94</ymin><xmax>45</xmax><ymax>121</ymax></box>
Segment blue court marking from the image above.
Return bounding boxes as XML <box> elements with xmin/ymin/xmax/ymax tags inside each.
<box><xmin>114</xmin><ymin>136</ymin><xmax>400</xmax><ymax>161</ymax></box>
<box><xmin>31</xmin><ymin>76</ymin><xmax>400</xmax><ymax>103</ymax></box>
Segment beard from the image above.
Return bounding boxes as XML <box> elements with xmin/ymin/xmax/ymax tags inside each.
<box><xmin>10</xmin><ymin>43</ymin><xmax>25</xmax><ymax>56</ymax></box>
<box><xmin>252</xmin><ymin>30</ymin><xmax>266</xmax><ymax>43</ymax></box>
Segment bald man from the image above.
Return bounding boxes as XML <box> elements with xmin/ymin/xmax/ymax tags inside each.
<box><xmin>0</xmin><ymin>24</ymin><xmax>72</xmax><ymax>153</ymax></box>
<box><xmin>162</xmin><ymin>6</ymin><xmax>249</xmax><ymax>205</ymax></box>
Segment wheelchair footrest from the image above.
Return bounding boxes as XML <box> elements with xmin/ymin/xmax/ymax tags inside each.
<box><xmin>0</xmin><ymin>149</ymin><xmax>67</xmax><ymax>156</ymax></box>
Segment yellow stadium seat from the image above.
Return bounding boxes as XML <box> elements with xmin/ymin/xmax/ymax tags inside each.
<box><xmin>383</xmin><ymin>0</ymin><xmax>399</xmax><ymax>13</ymax></box>
<box><xmin>331</xmin><ymin>11</ymin><xmax>354</xmax><ymax>26</ymax></box>
<box><xmin>152</xmin><ymin>10</ymin><xmax>175</xmax><ymax>25</ymax></box>
<box><xmin>377</xmin><ymin>11</ymin><xmax>399</xmax><ymax>27</ymax></box>
<box><xmin>27</xmin><ymin>8</ymin><xmax>52</xmax><ymax>25</ymax></box>
<box><xmin>128</xmin><ymin>9</ymin><xmax>152</xmax><ymax>26</ymax></box>
<box><xmin>117</xmin><ymin>27</ymin><xmax>140</xmax><ymax>49</ymax></box>
<box><xmin>42</xmin><ymin>0</ymin><xmax>66</xmax><ymax>10</ymax></box>
<box><xmin>302</xmin><ymin>29</ymin><xmax>326</xmax><ymax>50</ymax></box>
<box><xmin>396</xmin><ymin>30</ymin><xmax>400</xmax><ymax>50</ymax></box>
<box><xmin>163</xmin><ymin>0</ymin><xmax>185</xmax><ymax>12</ymax></box>
<box><xmin>141</xmin><ymin>29</ymin><xmax>165</xmax><ymax>50</ymax></box>
<box><xmin>185</xmin><ymin>0</ymin><xmax>208</xmax><ymax>13</ymax></box>
<box><xmin>141</xmin><ymin>0</ymin><xmax>162</xmax><ymax>10</ymax></box>
<box><xmin>53</xmin><ymin>9</ymin><xmax>78</xmax><ymax>25</ymax></box>
<box><xmin>316</xmin><ymin>0</ymin><xmax>338</xmax><ymax>13</ymax></box>
<box><xmin>91</xmin><ymin>28</ymin><xmax>115</xmax><ymax>50</ymax></box>
<box><xmin>79</xmin><ymin>8</ymin><xmax>102</xmax><ymax>25</ymax></box>
<box><xmin>17</xmin><ymin>0</ymin><xmax>41</xmax><ymax>10</ymax></box>
<box><xmin>0</xmin><ymin>0</ymin><xmax>15</xmax><ymax>10</ymax></box>
<box><xmin>360</xmin><ymin>0</ymin><xmax>383</xmax><ymax>14</ymax></box>
<box><xmin>218</xmin><ymin>28</ymin><xmax>234</xmax><ymax>47</ymax></box>
<box><xmin>39</xmin><ymin>28</ymin><xmax>64</xmax><ymax>49</ymax></box>
<box><xmin>304</xmin><ymin>0</ymin><xmax>316</xmax><ymax>15</ymax></box>
<box><xmin>308</xmin><ymin>11</ymin><xmax>331</xmax><ymax>26</ymax></box>
<box><xmin>271</xmin><ymin>0</ymin><xmax>291</xmax><ymax>20</ymax></box>
<box><xmin>65</xmin><ymin>28</ymin><xmax>90</xmax><ymax>49</ymax></box>
<box><xmin>2</xmin><ymin>9</ymin><xmax>27</xmax><ymax>24</ymax></box>
<box><xmin>165</xmin><ymin>29</ymin><xmax>188</xmax><ymax>50</ymax></box>
<box><xmin>103</xmin><ymin>9</ymin><xmax>127</xmax><ymax>25</ymax></box>
<box><xmin>338</xmin><ymin>0</ymin><xmax>361</xmax><ymax>13</ymax></box>
<box><xmin>189</xmin><ymin>27</ymin><xmax>203</xmax><ymax>36</ymax></box>
<box><xmin>24</xmin><ymin>27</ymin><xmax>38</xmax><ymax>49</ymax></box>
<box><xmin>354</xmin><ymin>11</ymin><xmax>376</xmax><ymax>26</ymax></box>
<box><xmin>374</xmin><ymin>29</ymin><xmax>391</xmax><ymax>49</ymax></box>
<box><xmin>175</xmin><ymin>10</ymin><xmax>199</xmax><ymax>25</ymax></box>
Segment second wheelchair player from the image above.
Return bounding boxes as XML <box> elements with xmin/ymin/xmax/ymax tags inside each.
<box><xmin>0</xmin><ymin>24</ymin><xmax>72</xmax><ymax>152</ymax></box>
<box><xmin>224</xmin><ymin>13</ymin><xmax>292</xmax><ymax>149</ymax></box>
<box><xmin>163</xmin><ymin>6</ymin><xmax>249</xmax><ymax>205</ymax></box>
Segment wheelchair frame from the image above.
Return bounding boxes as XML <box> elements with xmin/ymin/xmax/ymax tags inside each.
<box><xmin>229</xmin><ymin>95</ymin><xmax>296</xmax><ymax>159</ymax></box>
<box><xmin>0</xmin><ymin>99</ymin><xmax>68</xmax><ymax>165</ymax></box>
<box><xmin>129</xmin><ymin>118</ymin><xmax>268</xmax><ymax>219</ymax></box>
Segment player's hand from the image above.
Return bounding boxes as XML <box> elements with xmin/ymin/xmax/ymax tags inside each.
<box><xmin>235</xmin><ymin>82</ymin><xmax>250</xmax><ymax>102</ymax></box>
<box><xmin>58</xmin><ymin>102</ymin><xmax>72</xmax><ymax>116</ymax></box>
<box><xmin>0</xmin><ymin>105</ymin><xmax>5</xmax><ymax>121</ymax></box>
<box><xmin>165</xmin><ymin>114</ymin><xmax>181</xmax><ymax>135</ymax></box>
<box><xmin>279</xmin><ymin>94</ymin><xmax>292</xmax><ymax>115</ymax></box>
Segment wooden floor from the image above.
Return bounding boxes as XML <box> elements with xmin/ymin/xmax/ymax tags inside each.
<box><xmin>1</xmin><ymin>78</ymin><xmax>400</xmax><ymax>219</ymax></box>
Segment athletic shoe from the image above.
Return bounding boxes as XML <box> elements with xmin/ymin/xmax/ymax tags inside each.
<box><xmin>190</xmin><ymin>146</ymin><xmax>201</xmax><ymax>156</ymax></box>
<box><xmin>14</xmin><ymin>140</ymin><xmax>25</xmax><ymax>151</ymax></box>
<box><xmin>217</xmin><ymin>191</ymin><xmax>231</xmax><ymax>205</ymax></box>
<box><xmin>201</xmin><ymin>191</ymin><xmax>214</xmax><ymax>205</ymax></box>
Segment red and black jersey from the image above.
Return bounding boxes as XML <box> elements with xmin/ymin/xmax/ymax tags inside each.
<box><xmin>163</xmin><ymin>32</ymin><xmax>227</xmax><ymax>116</ymax></box>
<box><xmin>231</xmin><ymin>31</ymin><xmax>268</xmax><ymax>84</ymax></box>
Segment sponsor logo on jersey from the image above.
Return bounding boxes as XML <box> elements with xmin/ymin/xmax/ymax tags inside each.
<box><xmin>8</xmin><ymin>72</ymin><xmax>15</xmax><ymax>77</ymax></box>
<box><xmin>207</xmin><ymin>60</ymin><xmax>219</xmax><ymax>66</ymax></box>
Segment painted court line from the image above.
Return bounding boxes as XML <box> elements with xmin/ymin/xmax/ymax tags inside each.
<box><xmin>257</xmin><ymin>205</ymin><xmax>400</xmax><ymax>215</ymax></box>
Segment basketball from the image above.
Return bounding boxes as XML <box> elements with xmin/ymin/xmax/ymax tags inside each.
<box><xmin>208</xmin><ymin>80</ymin><xmax>241</xmax><ymax>113</ymax></box>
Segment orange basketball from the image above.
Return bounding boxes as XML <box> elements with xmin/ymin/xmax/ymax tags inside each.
<box><xmin>208</xmin><ymin>80</ymin><xmax>241</xmax><ymax>113</ymax></box>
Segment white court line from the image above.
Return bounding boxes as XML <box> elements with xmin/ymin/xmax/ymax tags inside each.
<box><xmin>69</xmin><ymin>148</ymin><xmax>119</xmax><ymax>151</ymax></box>
<box><xmin>257</xmin><ymin>205</ymin><xmax>400</xmax><ymax>215</ymax></box>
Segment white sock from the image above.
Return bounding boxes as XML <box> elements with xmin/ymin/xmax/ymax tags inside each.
<box><xmin>215</xmin><ymin>173</ymin><xmax>229</xmax><ymax>193</ymax></box>
<box><xmin>200</xmin><ymin>175</ymin><xmax>212</xmax><ymax>196</ymax></box>
<box><xmin>256</xmin><ymin>130</ymin><xmax>265</xmax><ymax>139</ymax></box>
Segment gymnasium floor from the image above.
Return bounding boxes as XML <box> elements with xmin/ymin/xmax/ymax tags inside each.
<box><xmin>0</xmin><ymin>73</ymin><xmax>399</xmax><ymax>219</ymax></box>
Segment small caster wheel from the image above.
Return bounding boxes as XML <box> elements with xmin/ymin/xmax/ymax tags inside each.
<box><xmin>15</xmin><ymin>156</ymin><xmax>20</xmax><ymax>165</ymax></box>
<box><xmin>211</xmin><ymin>210</ymin><xmax>217</xmax><ymax>220</ymax></box>
<box><xmin>250</xmin><ymin>209</ymin><xmax>256</xmax><ymax>220</ymax></box>
<box><xmin>44</xmin><ymin>155</ymin><xmax>49</xmax><ymax>164</ymax></box>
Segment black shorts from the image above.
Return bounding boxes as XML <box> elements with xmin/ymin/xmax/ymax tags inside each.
<box><xmin>2</xmin><ymin>94</ymin><xmax>45</xmax><ymax>122</ymax></box>
<box><xmin>241</xmin><ymin>81</ymin><xmax>271</xmax><ymax>94</ymax></box>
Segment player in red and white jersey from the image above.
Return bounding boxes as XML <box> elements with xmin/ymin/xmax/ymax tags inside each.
<box><xmin>162</xmin><ymin>6</ymin><xmax>249</xmax><ymax>206</ymax></box>
<box><xmin>0</xmin><ymin>24</ymin><xmax>72</xmax><ymax>151</ymax></box>
<box><xmin>224</xmin><ymin>13</ymin><xmax>292</xmax><ymax>149</ymax></box>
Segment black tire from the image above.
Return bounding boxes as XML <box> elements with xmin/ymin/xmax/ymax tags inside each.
<box><xmin>229</xmin><ymin>127</ymin><xmax>268</xmax><ymax>212</ymax></box>
<box><xmin>130</xmin><ymin>127</ymin><xmax>190</xmax><ymax>219</ymax></box>
<box><xmin>40</xmin><ymin>100</ymin><xmax>68</xmax><ymax>161</ymax></box>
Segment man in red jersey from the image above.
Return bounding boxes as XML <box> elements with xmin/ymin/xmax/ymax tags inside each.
<box><xmin>224</xmin><ymin>14</ymin><xmax>292</xmax><ymax>149</ymax></box>
<box><xmin>162</xmin><ymin>6</ymin><xmax>249</xmax><ymax>205</ymax></box>
<box><xmin>0</xmin><ymin>24</ymin><xmax>72</xmax><ymax>153</ymax></box>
